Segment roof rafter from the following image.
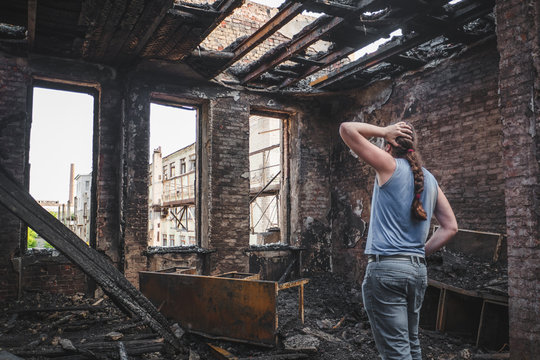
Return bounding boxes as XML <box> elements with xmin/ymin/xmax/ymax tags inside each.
<box><xmin>312</xmin><ymin>0</ymin><xmax>495</xmax><ymax>89</ymax></box>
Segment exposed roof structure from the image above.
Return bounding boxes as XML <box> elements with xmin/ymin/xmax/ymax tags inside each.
<box><xmin>0</xmin><ymin>0</ymin><xmax>494</xmax><ymax>91</ymax></box>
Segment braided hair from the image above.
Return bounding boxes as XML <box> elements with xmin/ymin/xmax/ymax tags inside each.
<box><xmin>388</xmin><ymin>123</ymin><xmax>427</xmax><ymax>221</ymax></box>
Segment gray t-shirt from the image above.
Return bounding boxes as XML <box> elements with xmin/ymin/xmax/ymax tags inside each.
<box><xmin>365</xmin><ymin>158</ymin><xmax>438</xmax><ymax>257</ymax></box>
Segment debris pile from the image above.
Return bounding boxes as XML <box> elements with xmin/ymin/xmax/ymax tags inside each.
<box><xmin>428</xmin><ymin>249</ymin><xmax>508</xmax><ymax>296</ymax></box>
<box><xmin>0</xmin><ymin>272</ymin><xmax>509</xmax><ymax>359</ymax></box>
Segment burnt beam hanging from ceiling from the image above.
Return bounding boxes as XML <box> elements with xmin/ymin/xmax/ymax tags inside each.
<box><xmin>147</xmin><ymin>0</ymin><xmax>243</xmax><ymax>62</ymax></box>
<box><xmin>195</xmin><ymin>0</ymin><xmax>306</xmax><ymax>79</ymax></box>
<box><xmin>237</xmin><ymin>0</ymin><xmax>383</xmax><ymax>85</ymax></box>
<box><xmin>312</xmin><ymin>0</ymin><xmax>495</xmax><ymax>90</ymax></box>
<box><xmin>114</xmin><ymin>0</ymin><xmax>174</xmax><ymax>64</ymax></box>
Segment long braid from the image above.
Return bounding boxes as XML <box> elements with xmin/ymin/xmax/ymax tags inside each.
<box><xmin>390</xmin><ymin>123</ymin><xmax>428</xmax><ymax>221</ymax></box>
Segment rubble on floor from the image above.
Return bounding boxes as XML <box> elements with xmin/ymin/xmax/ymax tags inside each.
<box><xmin>427</xmin><ymin>249</ymin><xmax>508</xmax><ymax>296</ymax></box>
<box><xmin>0</xmin><ymin>273</ymin><xmax>509</xmax><ymax>359</ymax></box>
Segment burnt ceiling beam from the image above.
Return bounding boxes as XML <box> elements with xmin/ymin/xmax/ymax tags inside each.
<box><xmin>164</xmin><ymin>0</ymin><xmax>243</xmax><ymax>62</ymax></box>
<box><xmin>313</xmin><ymin>0</ymin><xmax>494</xmax><ymax>89</ymax></box>
<box><xmin>277</xmin><ymin>4</ymin><xmax>441</xmax><ymax>89</ymax></box>
<box><xmin>115</xmin><ymin>0</ymin><xmax>174</xmax><ymax>63</ymax></box>
<box><xmin>239</xmin><ymin>0</ymin><xmax>383</xmax><ymax>85</ymax></box>
<box><xmin>207</xmin><ymin>0</ymin><xmax>305</xmax><ymax>78</ymax></box>
<box><xmin>102</xmin><ymin>0</ymin><xmax>147</xmax><ymax>62</ymax></box>
<box><xmin>241</xmin><ymin>15</ymin><xmax>345</xmax><ymax>84</ymax></box>
<box><xmin>387</xmin><ymin>54</ymin><xmax>426</xmax><ymax>69</ymax></box>
<box><xmin>27</xmin><ymin>0</ymin><xmax>37</xmax><ymax>49</ymax></box>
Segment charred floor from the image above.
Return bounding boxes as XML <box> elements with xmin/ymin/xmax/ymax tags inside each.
<box><xmin>0</xmin><ymin>0</ymin><xmax>539</xmax><ymax>359</ymax></box>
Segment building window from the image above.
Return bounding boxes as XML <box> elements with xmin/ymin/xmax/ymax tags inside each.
<box><xmin>162</xmin><ymin>234</ymin><xmax>167</xmax><ymax>247</ymax></box>
<box><xmin>249</xmin><ymin>114</ymin><xmax>287</xmax><ymax>246</ymax></box>
<box><xmin>148</xmin><ymin>102</ymin><xmax>199</xmax><ymax>248</ymax></box>
<box><xmin>189</xmin><ymin>155</ymin><xmax>196</xmax><ymax>171</ymax></box>
<box><xmin>180</xmin><ymin>158</ymin><xmax>186</xmax><ymax>174</ymax></box>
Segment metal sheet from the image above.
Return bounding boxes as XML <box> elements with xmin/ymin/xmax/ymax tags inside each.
<box><xmin>140</xmin><ymin>272</ymin><xmax>278</xmax><ymax>346</ymax></box>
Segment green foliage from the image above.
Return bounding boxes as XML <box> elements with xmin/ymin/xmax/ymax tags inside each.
<box><xmin>43</xmin><ymin>241</ymin><xmax>54</xmax><ymax>248</ymax></box>
<box><xmin>27</xmin><ymin>227</ymin><xmax>38</xmax><ymax>248</ymax></box>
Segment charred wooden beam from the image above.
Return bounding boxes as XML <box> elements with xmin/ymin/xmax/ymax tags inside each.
<box><xmin>303</xmin><ymin>0</ymin><xmax>379</xmax><ymax>18</ymax></box>
<box><xmin>103</xmin><ymin>0</ymin><xmax>147</xmax><ymax>61</ymax></box>
<box><xmin>388</xmin><ymin>54</ymin><xmax>426</xmax><ymax>69</ymax></box>
<box><xmin>114</xmin><ymin>0</ymin><xmax>174</xmax><ymax>63</ymax></box>
<box><xmin>290</xmin><ymin>55</ymin><xmax>324</xmax><ymax>66</ymax></box>
<box><xmin>312</xmin><ymin>0</ymin><xmax>494</xmax><ymax>89</ymax></box>
<box><xmin>163</xmin><ymin>0</ymin><xmax>243</xmax><ymax>62</ymax></box>
<box><xmin>27</xmin><ymin>0</ymin><xmax>36</xmax><ymax>49</ymax></box>
<box><xmin>211</xmin><ymin>0</ymin><xmax>304</xmax><ymax>77</ymax></box>
<box><xmin>311</xmin><ymin>32</ymin><xmax>432</xmax><ymax>89</ymax></box>
<box><xmin>241</xmin><ymin>15</ymin><xmax>345</xmax><ymax>84</ymax></box>
<box><xmin>0</xmin><ymin>165</ymin><xmax>182</xmax><ymax>351</ymax></box>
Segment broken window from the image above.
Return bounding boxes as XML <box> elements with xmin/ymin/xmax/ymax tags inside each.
<box><xmin>148</xmin><ymin>102</ymin><xmax>198</xmax><ymax>248</ymax></box>
<box><xmin>249</xmin><ymin>114</ymin><xmax>288</xmax><ymax>245</ymax></box>
<box><xmin>29</xmin><ymin>86</ymin><xmax>95</xmax><ymax>249</ymax></box>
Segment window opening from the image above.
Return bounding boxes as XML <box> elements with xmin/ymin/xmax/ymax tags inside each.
<box><xmin>249</xmin><ymin>115</ymin><xmax>284</xmax><ymax>245</ymax></box>
<box><xmin>29</xmin><ymin>87</ymin><xmax>94</xmax><ymax>249</ymax></box>
<box><xmin>148</xmin><ymin>102</ymin><xmax>197</xmax><ymax>247</ymax></box>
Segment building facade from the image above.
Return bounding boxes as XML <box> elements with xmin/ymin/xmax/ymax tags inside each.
<box><xmin>148</xmin><ymin>145</ymin><xmax>196</xmax><ymax>247</ymax></box>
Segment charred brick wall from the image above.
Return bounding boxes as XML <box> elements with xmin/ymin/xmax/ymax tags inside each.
<box><xmin>0</xmin><ymin>54</ymin><xmax>29</xmax><ymax>300</ymax></box>
<box><xmin>123</xmin><ymin>81</ymin><xmax>152</xmax><ymax>287</ymax></box>
<box><xmin>94</xmin><ymin>81</ymin><xmax>123</xmax><ymax>268</ymax></box>
<box><xmin>287</xmin><ymin>101</ymin><xmax>334</xmax><ymax>274</ymax></box>
<box><xmin>21</xmin><ymin>251</ymin><xmax>86</xmax><ymax>294</ymax></box>
<box><xmin>330</xmin><ymin>40</ymin><xmax>504</xmax><ymax>282</ymax></box>
<box><xmin>206</xmin><ymin>96</ymin><xmax>251</xmax><ymax>274</ymax></box>
<box><xmin>496</xmin><ymin>0</ymin><xmax>540</xmax><ymax>356</ymax></box>
<box><xmin>146</xmin><ymin>252</ymin><xmax>203</xmax><ymax>273</ymax></box>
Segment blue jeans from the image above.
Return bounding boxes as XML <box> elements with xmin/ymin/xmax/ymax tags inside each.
<box><xmin>362</xmin><ymin>257</ymin><xmax>428</xmax><ymax>360</ymax></box>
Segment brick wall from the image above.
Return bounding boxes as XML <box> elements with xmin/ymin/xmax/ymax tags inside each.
<box><xmin>330</xmin><ymin>40</ymin><xmax>504</xmax><ymax>282</ymax></box>
<box><xmin>289</xmin><ymin>103</ymin><xmax>334</xmax><ymax>273</ymax></box>
<box><xmin>0</xmin><ymin>54</ymin><xmax>29</xmax><ymax>300</ymax></box>
<box><xmin>21</xmin><ymin>251</ymin><xmax>87</xmax><ymax>294</ymax></box>
<box><xmin>206</xmin><ymin>96</ymin><xmax>251</xmax><ymax>274</ymax></box>
<box><xmin>495</xmin><ymin>0</ymin><xmax>540</xmax><ymax>357</ymax></box>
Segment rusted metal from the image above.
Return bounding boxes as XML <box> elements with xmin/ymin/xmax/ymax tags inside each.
<box><xmin>217</xmin><ymin>271</ymin><xmax>261</xmax><ymax>280</ymax></box>
<box><xmin>140</xmin><ymin>271</ymin><xmax>310</xmax><ymax>346</ymax></box>
<box><xmin>140</xmin><ymin>272</ymin><xmax>279</xmax><ymax>346</ymax></box>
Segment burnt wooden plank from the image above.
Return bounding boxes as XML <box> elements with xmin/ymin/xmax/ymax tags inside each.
<box><xmin>241</xmin><ymin>15</ymin><xmax>345</xmax><ymax>84</ymax></box>
<box><xmin>141</xmin><ymin>12</ymin><xmax>188</xmax><ymax>58</ymax></box>
<box><xmin>313</xmin><ymin>0</ymin><xmax>494</xmax><ymax>89</ymax></box>
<box><xmin>27</xmin><ymin>0</ymin><xmax>37</xmax><ymax>49</ymax></box>
<box><xmin>164</xmin><ymin>0</ymin><xmax>243</xmax><ymax>62</ymax></box>
<box><xmin>388</xmin><ymin>54</ymin><xmax>426</xmax><ymax>69</ymax></box>
<box><xmin>80</xmin><ymin>0</ymin><xmax>112</xmax><ymax>58</ymax></box>
<box><xmin>207</xmin><ymin>1</ymin><xmax>304</xmax><ymax>77</ymax></box>
<box><xmin>116</xmin><ymin>0</ymin><xmax>174</xmax><ymax>62</ymax></box>
<box><xmin>0</xmin><ymin>165</ymin><xmax>182</xmax><ymax>351</ymax></box>
<box><xmin>104</xmin><ymin>0</ymin><xmax>146</xmax><ymax>61</ymax></box>
<box><xmin>89</xmin><ymin>0</ymin><xmax>129</xmax><ymax>61</ymax></box>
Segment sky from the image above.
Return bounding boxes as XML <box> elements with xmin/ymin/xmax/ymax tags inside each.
<box><xmin>30</xmin><ymin>88</ymin><xmax>196</xmax><ymax>203</ymax></box>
